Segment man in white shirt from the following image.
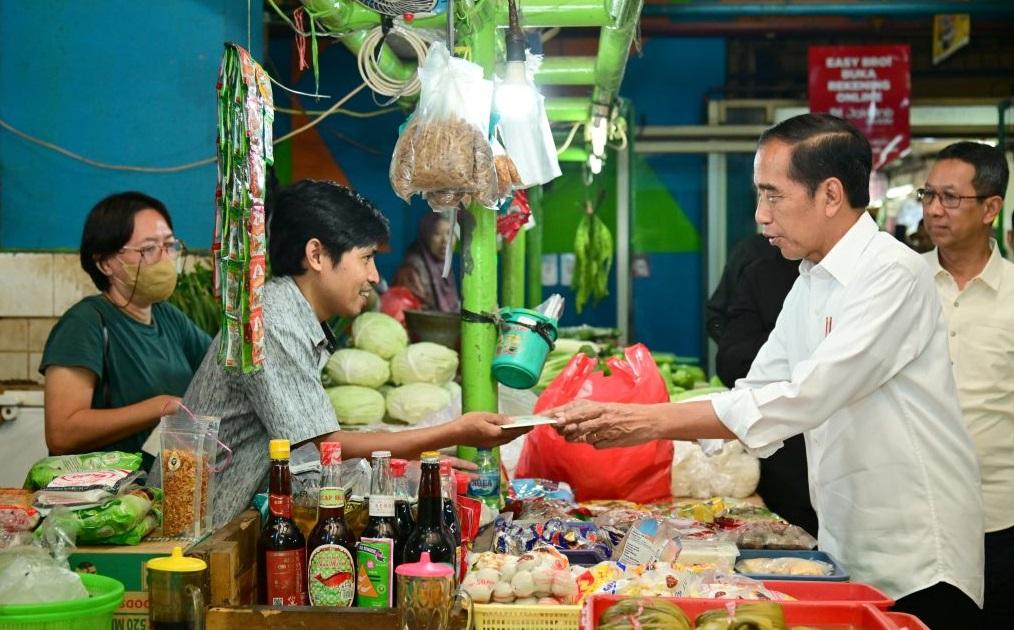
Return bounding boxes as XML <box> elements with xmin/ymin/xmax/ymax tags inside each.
<box><xmin>919</xmin><ymin>141</ymin><xmax>1013</xmax><ymax>627</ymax></box>
<box><xmin>551</xmin><ymin>113</ymin><xmax>984</xmax><ymax>629</ymax></box>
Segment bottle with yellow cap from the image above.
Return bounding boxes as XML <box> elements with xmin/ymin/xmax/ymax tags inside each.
<box><xmin>146</xmin><ymin>546</ymin><xmax>207</xmax><ymax>629</ymax></box>
<box><xmin>258</xmin><ymin>439</ymin><xmax>308</xmax><ymax>607</ymax></box>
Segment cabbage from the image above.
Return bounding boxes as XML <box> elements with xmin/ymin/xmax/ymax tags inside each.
<box><xmin>385</xmin><ymin>383</ymin><xmax>452</xmax><ymax>424</ymax></box>
<box><xmin>324</xmin><ymin>348</ymin><xmax>390</xmax><ymax>389</ymax></box>
<box><xmin>443</xmin><ymin>380</ymin><xmax>462</xmax><ymax>401</ymax></box>
<box><xmin>352</xmin><ymin>312</ymin><xmax>408</xmax><ymax>359</ymax></box>
<box><xmin>390</xmin><ymin>342</ymin><xmax>459</xmax><ymax>385</ymax></box>
<box><xmin>327</xmin><ymin>386</ymin><xmax>386</xmax><ymax>425</ymax></box>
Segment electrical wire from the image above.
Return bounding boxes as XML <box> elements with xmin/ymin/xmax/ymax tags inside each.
<box><xmin>556</xmin><ymin>122</ymin><xmax>584</xmax><ymax>155</ymax></box>
<box><xmin>357</xmin><ymin>25</ymin><xmax>429</xmax><ymax>98</ymax></box>
<box><xmin>265</xmin><ymin>0</ymin><xmax>348</xmax><ymax>37</ymax></box>
<box><xmin>275</xmin><ymin>105</ymin><xmax>399</xmax><ymax>118</ymax></box>
<box><xmin>0</xmin><ymin>81</ymin><xmax>370</xmax><ymax>173</ymax></box>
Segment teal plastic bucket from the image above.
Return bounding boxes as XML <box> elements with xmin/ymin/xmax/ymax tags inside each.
<box><xmin>0</xmin><ymin>573</ymin><xmax>125</xmax><ymax>630</ymax></box>
<box><xmin>492</xmin><ymin>308</ymin><xmax>558</xmax><ymax>389</ymax></box>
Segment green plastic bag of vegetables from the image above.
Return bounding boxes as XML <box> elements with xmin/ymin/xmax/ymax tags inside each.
<box><xmin>25</xmin><ymin>452</ymin><xmax>143</xmax><ymax>490</ymax></box>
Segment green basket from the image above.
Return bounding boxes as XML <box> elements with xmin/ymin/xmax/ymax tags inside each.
<box><xmin>0</xmin><ymin>573</ymin><xmax>125</xmax><ymax>630</ymax></box>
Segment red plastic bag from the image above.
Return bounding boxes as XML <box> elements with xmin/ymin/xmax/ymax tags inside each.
<box><xmin>380</xmin><ymin>286</ymin><xmax>423</xmax><ymax>327</ymax></box>
<box><xmin>515</xmin><ymin>344</ymin><xmax>674</xmax><ymax>503</ymax></box>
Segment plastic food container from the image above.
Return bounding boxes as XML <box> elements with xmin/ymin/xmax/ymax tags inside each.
<box><xmin>676</xmin><ymin>540</ymin><xmax>740</xmax><ymax>571</ymax></box>
<box><xmin>734</xmin><ymin>548</ymin><xmax>849</xmax><ymax>581</ymax></box>
<box><xmin>761</xmin><ymin>579</ymin><xmax>892</xmax><ymax>609</ymax></box>
<box><xmin>583</xmin><ymin>595</ymin><xmax>907</xmax><ymax>630</ymax></box>
<box><xmin>0</xmin><ymin>573</ymin><xmax>125</xmax><ymax>630</ymax></box>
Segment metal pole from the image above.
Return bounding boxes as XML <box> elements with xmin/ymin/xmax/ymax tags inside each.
<box><xmin>535</xmin><ymin>57</ymin><xmax>597</xmax><ymax>86</ymax></box>
<box><xmin>526</xmin><ymin>186</ymin><xmax>545</xmax><ymax>309</ymax></box>
<box><xmin>615</xmin><ymin>111</ymin><xmax>631</xmax><ymax>345</ymax></box>
<box><xmin>706</xmin><ymin>152</ymin><xmax>727</xmax><ymax>378</ymax></box>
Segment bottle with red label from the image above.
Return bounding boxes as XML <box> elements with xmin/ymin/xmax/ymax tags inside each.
<box><xmin>307</xmin><ymin>442</ymin><xmax>356</xmax><ymax>607</ymax></box>
<box><xmin>258</xmin><ymin>439</ymin><xmax>308</xmax><ymax>607</ymax></box>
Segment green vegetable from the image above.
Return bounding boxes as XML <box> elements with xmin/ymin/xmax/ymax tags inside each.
<box><xmin>167</xmin><ymin>261</ymin><xmax>219</xmax><ymax>336</ymax></box>
<box><xmin>670</xmin><ymin>386</ymin><xmax>728</xmax><ymax>402</ymax></box>
<box><xmin>352</xmin><ymin>312</ymin><xmax>408</xmax><ymax>359</ymax></box>
<box><xmin>572</xmin><ymin>211</ymin><xmax>614</xmax><ymax>313</ymax></box>
<box><xmin>599</xmin><ymin>598</ymin><xmax>691</xmax><ymax>630</ymax></box>
<box><xmin>385</xmin><ymin>383</ymin><xmax>452</xmax><ymax>424</ymax></box>
<box><xmin>327</xmin><ymin>385</ymin><xmax>386</xmax><ymax>425</ymax></box>
<box><xmin>25</xmin><ymin>452</ymin><xmax>143</xmax><ymax>490</ymax></box>
<box><xmin>390</xmin><ymin>342</ymin><xmax>459</xmax><ymax>385</ymax></box>
<box><xmin>324</xmin><ymin>348</ymin><xmax>391</xmax><ymax>389</ymax></box>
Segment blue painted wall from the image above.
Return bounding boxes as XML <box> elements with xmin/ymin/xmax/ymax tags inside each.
<box><xmin>0</xmin><ymin>1</ymin><xmax>262</xmax><ymax>250</ymax></box>
<box><xmin>622</xmin><ymin>37</ymin><xmax>726</xmax><ymax>361</ymax></box>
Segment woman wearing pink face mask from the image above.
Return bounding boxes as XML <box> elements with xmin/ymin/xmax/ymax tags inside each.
<box><xmin>392</xmin><ymin>212</ymin><xmax>460</xmax><ymax>313</ymax></box>
<box><xmin>39</xmin><ymin>192</ymin><xmax>211</xmax><ymax>472</ymax></box>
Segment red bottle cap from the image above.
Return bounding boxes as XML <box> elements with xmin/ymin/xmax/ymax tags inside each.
<box><xmin>320</xmin><ymin>442</ymin><xmax>342</xmax><ymax>465</ymax></box>
<box><xmin>390</xmin><ymin>458</ymin><xmax>408</xmax><ymax>477</ymax></box>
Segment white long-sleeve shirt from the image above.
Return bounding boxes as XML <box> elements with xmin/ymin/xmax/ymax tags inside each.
<box><xmin>711</xmin><ymin>212</ymin><xmax>984</xmax><ymax>605</ymax></box>
<box><xmin>923</xmin><ymin>244</ymin><xmax>1014</xmax><ymax>533</ymax></box>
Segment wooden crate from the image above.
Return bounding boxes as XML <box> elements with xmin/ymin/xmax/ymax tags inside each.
<box><xmin>190</xmin><ymin>509</ymin><xmax>261</xmax><ymax>607</ymax></box>
<box><xmin>206</xmin><ymin>606</ymin><xmax>401</xmax><ymax>630</ymax></box>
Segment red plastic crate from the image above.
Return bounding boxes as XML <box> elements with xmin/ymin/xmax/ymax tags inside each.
<box><xmin>884</xmin><ymin>612</ymin><xmax>930</xmax><ymax>630</ymax></box>
<box><xmin>762</xmin><ymin>579</ymin><xmax>894</xmax><ymax>609</ymax></box>
<box><xmin>582</xmin><ymin>595</ymin><xmax>905</xmax><ymax>629</ymax></box>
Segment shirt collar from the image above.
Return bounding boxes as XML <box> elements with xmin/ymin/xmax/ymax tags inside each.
<box><xmin>799</xmin><ymin>211</ymin><xmax>878</xmax><ymax>286</ymax></box>
<box><xmin>926</xmin><ymin>240</ymin><xmax>1004</xmax><ymax>292</ymax></box>
<box><xmin>276</xmin><ymin>275</ymin><xmax>328</xmax><ymax>351</ymax></box>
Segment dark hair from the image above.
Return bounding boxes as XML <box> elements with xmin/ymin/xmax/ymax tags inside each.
<box><xmin>758</xmin><ymin>113</ymin><xmax>872</xmax><ymax>209</ymax></box>
<box><xmin>936</xmin><ymin>141</ymin><xmax>1009</xmax><ymax>199</ymax></box>
<box><xmin>80</xmin><ymin>192</ymin><xmax>173</xmax><ymax>291</ymax></box>
<box><xmin>268</xmin><ymin>180</ymin><xmax>390</xmax><ymax>276</ymax></box>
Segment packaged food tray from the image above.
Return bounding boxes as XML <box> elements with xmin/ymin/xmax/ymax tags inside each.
<box><xmin>582</xmin><ymin>595</ymin><xmax>906</xmax><ymax>630</ymax></box>
<box><xmin>735</xmin><ymin>548</ymin><xmax>849</xmax><ymax>581</ymax></box>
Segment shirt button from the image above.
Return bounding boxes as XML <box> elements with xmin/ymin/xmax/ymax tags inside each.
<box><xmin>950</xmin><ymin>330</ymin><xmax>957</xmax><ymax>337</ymax></box>
<box><xmin>953</xmin><ymin>301</ymin><xmax>959</xmax><ymax>307</ymax></box>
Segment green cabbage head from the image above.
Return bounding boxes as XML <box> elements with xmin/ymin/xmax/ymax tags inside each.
<box><xmin>385</xmin><ymin>383</ymin><xmax>452</xmax><ymax>424</ymax></box>
<box><xmin>390</xmin><ymin>342</ymin><xmax>459</xmax><ymax>384</ymax></box>
<box><xmin>352</xmin><ymin>312</ymin><xmax>408</xmax><ymax>359</ymax></box>
<box><xmin>327</xmin><ymin>385</ymin><xmax>386</xmax><ymax>425</ymax></box>
<box><xmin>324</xmin><ymin>348</ymin><xmax>390</xmax><ymax>389</ymax></box>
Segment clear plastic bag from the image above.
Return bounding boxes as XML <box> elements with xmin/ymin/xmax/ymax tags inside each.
<box><xmin>389</xmin><ymin>42</ymin><xmax>497</xmax><ymax>209</ymax></box>
<box><xmin>159</xmin><ymin>408</ymin><xmax>228</xmax><ymax>539</ymax></box>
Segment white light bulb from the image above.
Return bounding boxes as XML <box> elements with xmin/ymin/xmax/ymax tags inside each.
<box><xmin>588</xmin><ymin>154</ymin><xmax>603</xmax><ymax>175</ymax></box>
<box><xmin>495</xmin><ymin>61</ymin><xmax>538</xmax><ymax>120</ymax></box>
<box><xmin>589</xmin><ymin>116</ymin><xmax>608</xmax><ymax>157</ymax></box>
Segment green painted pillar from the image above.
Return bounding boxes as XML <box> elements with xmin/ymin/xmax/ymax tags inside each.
<box><xmin>459</xmin><ymin>0</ymin><xmax>499</xmax><ymax>424</ymax></box>
<box><xmin>526</xmin><ymin>186</ymin><xmax>544</xmax><ymax>309</ymax></box>
<box><xmin>502</xmin><ymin>226</ymin><xmax>526</xmax><ymax>308</ymax></box>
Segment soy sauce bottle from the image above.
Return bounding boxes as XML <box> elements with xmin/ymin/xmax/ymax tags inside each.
<box><xmin>258</xmin><ymin>439</ymin><xmax>308</xmax><ymax>606</ymax></box>
<box><xmin>306</xmin><ymin>442</ymin><xmax>356</xmax><ymax>607</ymax></box>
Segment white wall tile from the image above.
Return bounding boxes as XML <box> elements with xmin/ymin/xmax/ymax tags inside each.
<box><xmin>0</xmin><ymin>319</ymin><xmax>28</xmax><ymax>352</ymax></box>
<box><xmin>0</xmin><ymin>254</ymin><xmax>54</xmax><ymax>317</ymax></box>
<box><xmin>0</xmin><ymin>352</ymin><xmax>28</xmax><ymax>381</ymax></box>
<box><xmin>28</xmin><ymin>319</ymin><xmax>58</xmax><ymax>352</ymax></box>
<box><xmin>52</xmin><ymin>253</ymin><xmax>96</xmax><ymax>316</ymax></box>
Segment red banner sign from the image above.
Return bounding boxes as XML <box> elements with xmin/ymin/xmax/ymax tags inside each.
<box><xmin>808</xmin><ymin>45</ymin><xmax>910</xmax><ymax>170</ymax></box>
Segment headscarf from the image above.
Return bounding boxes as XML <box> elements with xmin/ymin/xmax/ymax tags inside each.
<box><xmin>410</xmin><ymin>212</ymin><xmax>460</xmax><ymax>312</ymax></box>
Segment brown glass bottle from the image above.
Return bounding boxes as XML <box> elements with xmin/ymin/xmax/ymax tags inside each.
<box><xmin>258</xmin><ymin>439</ymin><xmax>308</xmax><ymax>606</ymax></box>
<box><xmin>307</xmin><ymin>442</ymin><xmax>357</xmax><ymax>607</ymax></box>
<box><xmin>391</xmin><ymin>458</ymin><xmax>415</xmax><ymax>542</ymax></box>
<box><xmin>403</xmin><ymin>452</ymin><xmax>455</xmax><ymax>568</ymax></box>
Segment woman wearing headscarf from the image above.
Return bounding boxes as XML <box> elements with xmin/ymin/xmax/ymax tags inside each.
<box><xmin>392</xmin><ymin>212</ymin><xmax>460</xmax><ymax>312</ymax></box>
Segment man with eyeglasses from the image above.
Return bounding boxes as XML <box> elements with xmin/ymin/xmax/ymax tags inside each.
<box><xmin>919</xmin><ymin>141</ymin><xmax>1014</xmax><ymax>627</ymax></box>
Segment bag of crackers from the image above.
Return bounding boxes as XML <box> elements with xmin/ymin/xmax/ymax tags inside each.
<box><xmin>389</xmin><ymin>41</ymin><xmax>498</xmax><ymax>210</ymax></box>
<box><xmin>159</xmin><ymin>409</ymin><xmax>230</xmax><ymax>539</ymax></box>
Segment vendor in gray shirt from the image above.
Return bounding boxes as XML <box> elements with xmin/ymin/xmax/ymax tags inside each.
<box><xmin>183</xmin><ymin>180</ymin><xmax>527</xmax><ymax>526</ymax></box>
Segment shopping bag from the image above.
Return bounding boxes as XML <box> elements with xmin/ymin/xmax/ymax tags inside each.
<box><xmin>515</xmin><ymin>344</ymin><xmax>674</xmax><ymax>502</ymax></box>
<box><xmin>380</xmin><ymin>286</ymin><xmax>423</xmax><ymax>327</ymax></box>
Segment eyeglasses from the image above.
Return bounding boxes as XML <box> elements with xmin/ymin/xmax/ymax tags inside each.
<box><xmin>120</xmin><ymin>240</ymin><xmax>186</xmax><ymax>264</ymax></box>
<box><xmin>915</xmin><ymin>188</ymin><xmax>986</xmax><ymax>209</ymax></box>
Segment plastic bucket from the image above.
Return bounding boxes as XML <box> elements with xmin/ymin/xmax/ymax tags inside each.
<box><xmin>492</xmin><ymin>308</ymin><xmax>558</xmax><ymax>389</ymax></box>
<box><xmin>0</xmin><ymin>573</ymin><xmax>125</xmax><ymax>630</ymax></box>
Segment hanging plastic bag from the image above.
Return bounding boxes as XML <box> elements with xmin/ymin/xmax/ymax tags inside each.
<box><xmin>515</xmin><ymin>344</ymin><xmax>674</xmax><ymax>503</ymax></box>
<box><xmin>494</xmin><ymin>52</ymin><xmax>561</xmax><ymax>188</ymax></box>
<box><xmin>159</xmin><ymin>405</ymin><xmax>230</xmax><ymax>539</ymax></box>
<box><xmin>389</xmin><ymin>42</ymin><xmax>497</xmax><ymax>209</ymax></box>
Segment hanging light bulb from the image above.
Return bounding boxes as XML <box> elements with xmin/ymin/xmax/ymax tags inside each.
<box><xmin>494</xmin><ymin>0</ymin><xmax>538</xmax><ymax>120</ymax></box>
<box><xmin>589</xmin><ymin>115</ymin><xmax>608</xmax><ymax>157</ymax></box>
<box><xmin>587</xmin><ymin>153</ymin><xmax>603</xmax><ymax>175</ymax></box>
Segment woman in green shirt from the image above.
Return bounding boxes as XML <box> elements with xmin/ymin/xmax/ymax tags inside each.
<box><xmin>40</xmin><ymin>192</ymin><xmax>211</xmax><ymax>471</ymax></box>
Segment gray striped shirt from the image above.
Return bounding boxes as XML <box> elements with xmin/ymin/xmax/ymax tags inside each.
<box><xmin>183</xmin><ymin>276</ymin><xmax>338</xmax><ymax>526</ymax></box>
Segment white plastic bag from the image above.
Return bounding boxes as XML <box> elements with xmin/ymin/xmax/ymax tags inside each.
<box><xmin>671</xmin><ymin>440</ymin><xmax>760</xmax><ymax>499</ymax></box>
<box><xmin>495</xmin><ymin>52</ymin><xmax>561</xmax><ymax>187</ymax></box>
